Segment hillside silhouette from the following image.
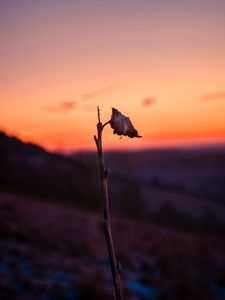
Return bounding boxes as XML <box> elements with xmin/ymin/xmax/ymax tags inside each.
<box><xmin>0</xmin><ymin>131</ymin><xmax>99</xmax><ymax>210</ymax></box>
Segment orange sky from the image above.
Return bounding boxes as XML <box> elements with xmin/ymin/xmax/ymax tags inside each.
<box><xmin>1</xmin><ymin>1</ymin><xmax>225</xmax><ymax>152</ymax></box>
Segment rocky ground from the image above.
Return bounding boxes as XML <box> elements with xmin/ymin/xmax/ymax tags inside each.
<box><xmin>0</xmin><ymin>192</ymin><xmax>225</xmax><ymax>300</ymax></box>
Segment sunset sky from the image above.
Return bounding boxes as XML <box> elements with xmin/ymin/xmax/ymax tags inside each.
<box><xmin>1</xmin><ymin>0</ymin><xmax>225</xmax><ymax>152</ymax></box>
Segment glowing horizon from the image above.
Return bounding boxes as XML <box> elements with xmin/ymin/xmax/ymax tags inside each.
<box><xmin>1</xmin><ymin>0</ymin><xmax>225</xmax><ymax>152</ymax></box>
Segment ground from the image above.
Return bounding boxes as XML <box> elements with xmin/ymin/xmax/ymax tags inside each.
<box><xmin>0</xmin><ymin>192</ymin><xmax>225</xmax><ymax>300</ymax></box>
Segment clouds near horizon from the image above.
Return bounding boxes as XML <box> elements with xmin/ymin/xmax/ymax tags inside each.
<box><xmin>200</xmin><ymin>91</ymin><xmax>225</xmax><ymax>102</ymax></box>
<box><xmin>80</xmin><ymin>85</ymin><xmax>117</xmax><ymax>101</ymax></box>
<box><xmin>142</xmin><ymin>97</ymin><xmax>156</xmax><ymax>107</ymax></box>
<box><xmin>43</xmin><ymin>101</ymin><xmax>76</xmax><ymax>113</ymax></box>
<box><xmin>43</xmin><ymin>84</ymin><xmax>117</xmax><ymax>114</ymax></box>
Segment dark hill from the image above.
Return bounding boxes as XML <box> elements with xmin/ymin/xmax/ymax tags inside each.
<box><xmin>0</xmin><ymin>131</ymin><xmax>99</xmax><ymax>209</ymax></box>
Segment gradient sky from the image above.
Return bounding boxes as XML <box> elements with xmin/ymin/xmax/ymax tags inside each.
<box><xmin>1</xmin><ymin>0</ymin><xmax>225</xmax><ymax>151</ymax></box>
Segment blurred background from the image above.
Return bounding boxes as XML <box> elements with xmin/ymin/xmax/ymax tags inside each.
<box><xmin>1</xmin><ymin>1</ymin><xmax>225</xmax><ymax>299</ymax></box>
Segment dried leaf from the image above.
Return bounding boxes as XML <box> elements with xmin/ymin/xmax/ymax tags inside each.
<box><xmin>110</xmin><ymin>108</ymin><xmax>142</xmax><ymax>138</ymax></box>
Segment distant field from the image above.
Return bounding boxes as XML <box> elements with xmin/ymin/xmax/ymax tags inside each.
<box><xmin>73</xmin><ymin>148</ymin><xmax>225</xmax><ymax>230</ymax></box>
<box><xmin>141</xmin><ymin>185</ymin><xmax>225</xmax><ymax>220</ymax></box>
<box><xmin>73</xmin><ymin>147</ymin><xmax>225</xmax><ymax>204</ymax></box>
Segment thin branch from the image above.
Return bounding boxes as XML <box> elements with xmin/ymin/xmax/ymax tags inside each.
<box><xmin>102</xmin><ymin>120</ymin><xmax>111</xmax><ymax>129</ymax></box>
<box><xmin>94</xmin><ymin>107</ymin><xmax>123</xmax><ymax>300</ymax></box>
<box><xmin>97</xmin><ymin>106</ymin><xmax>101</xmax><ymax>123</ymax></box>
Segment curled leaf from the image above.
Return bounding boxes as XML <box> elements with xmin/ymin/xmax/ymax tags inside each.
<box><xmin>110</xmin><ymin>108</ymin><xmax>142</xmax><ymax>138</ymax></box>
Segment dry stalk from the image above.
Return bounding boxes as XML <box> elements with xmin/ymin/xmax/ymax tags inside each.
<box><xmin>94</xmin><ymin>106</ymin><xmax>123</xmax><ymax>300</ymax></box>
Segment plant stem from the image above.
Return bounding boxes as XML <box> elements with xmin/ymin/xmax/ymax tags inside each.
<box><xmin>94</xmin><ymin>107</ymin><xmax>123</xmax><ymax>300</ymax></box>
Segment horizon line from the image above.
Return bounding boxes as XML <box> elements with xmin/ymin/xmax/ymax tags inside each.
<box><xmin>1</xmin><ymin>129</ymin><xmax>225</xmax><ymax>155</ymax></box>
